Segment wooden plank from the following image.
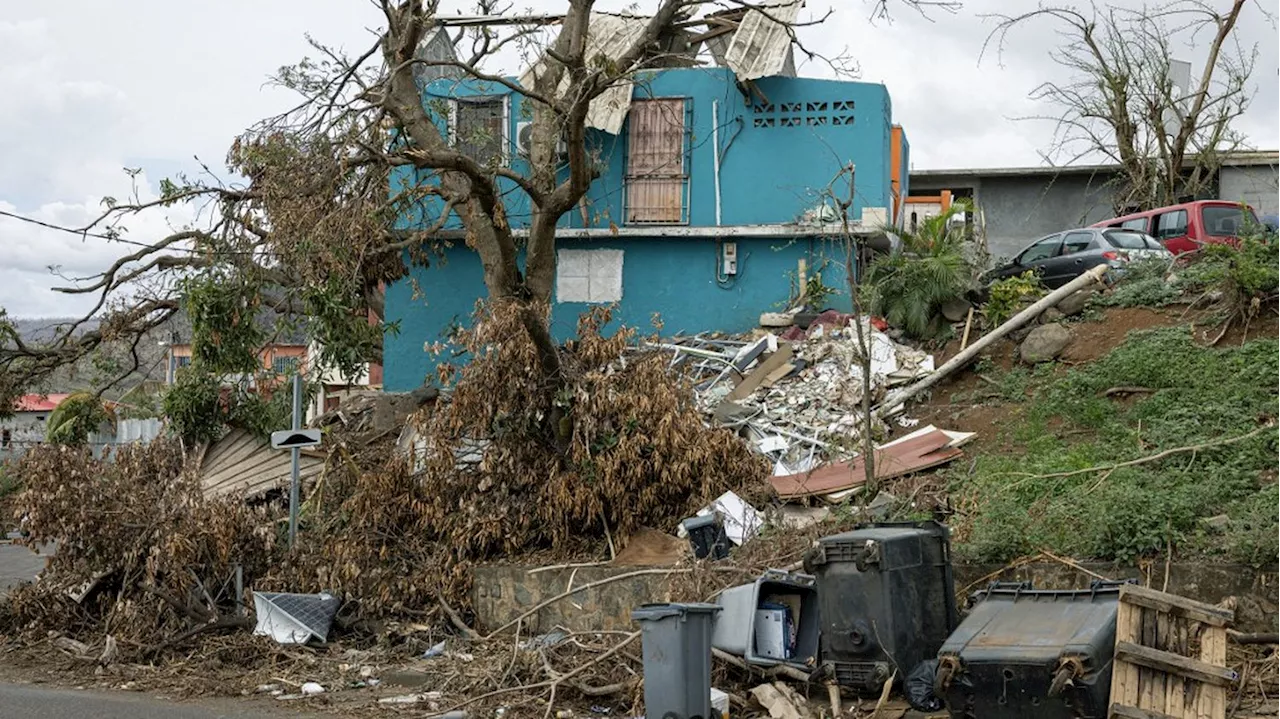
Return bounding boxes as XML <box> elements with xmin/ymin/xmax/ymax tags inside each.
<box><xmin>1140</xmin><ymin>606</ymin><xmax>1159</xmax><ymax>710</ymax></box>
<box><xmin>1198</xmin><ymin>627</ymin><xmax>1227</xmax><ymax>719</ymax></box>
<box><xmin>1114</xmin><ymin>642</ymin><xmax>1237</xmax><ymax>688</ymax></box>
<box><xmin>1154</xmin><ymin>610</ymin><xmax>1170</xmax><ymax>711</ymax></box>
<box><xmin>1113</xmin><ymin>601</ymin><xmax>1142</xmax><ymax>708</ymax></box>
<box><xmin>1111</xmin><ymin>704</ymin><xmax>1182</xmax><ymax>719</ymax></box>
<box><xmin>759</xmin><ymin>362</ymin><xmax>796</xmax><ymax>389</ymax></box>
<box><xmin>727</xmin><ymin>344</ymin><xmax>793</xmax><ymax>401</ymax></box>
<box><xmin>1120</xmin><ymin>584</ymin><xmax>1234</xmax><ymax>628</ymax></box>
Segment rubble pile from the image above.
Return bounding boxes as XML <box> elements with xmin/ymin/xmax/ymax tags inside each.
<box><xmin>661</xmin><ymin>310</ymin><xmax>937</xmax><ymax>476</ymax></box>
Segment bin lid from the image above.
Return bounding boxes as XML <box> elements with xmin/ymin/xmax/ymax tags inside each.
<box><xmin>631</xmin><ymin>602</ymin><xmax>722</xmax><ymax>622</ymax></box>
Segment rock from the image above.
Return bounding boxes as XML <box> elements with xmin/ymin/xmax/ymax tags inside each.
<box><xmin>941</xmin><ymin>298</ymin><xmax>971</xmax><ymax>323</ymax></box>
<box><xmin>1020</xmin><ymin>324</ymin><xmax>1072</xmax><ymax>364</ymax></box>
<box><xmin>1039</xmin><ymin>307</ymin><xmax>1065</xmax><ymax>325</ymax></box>
<box><xmin>1056</xmin><ymin>288</ymin><xmax>1097</xmax><ymax>317</ymax></box>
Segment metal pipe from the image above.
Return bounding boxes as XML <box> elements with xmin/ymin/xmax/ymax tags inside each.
<box><xmin>288</xmin><ymin>373</ymin><xmax>302</xmax><ymax>548</ymax></box>
<box><xmin>712</xmin><ymin>99</ymin><xmax>722</xmax><ymax>226</ymax></box>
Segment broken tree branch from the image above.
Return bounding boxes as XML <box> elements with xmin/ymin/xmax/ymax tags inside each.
<box><xmin>1005</xmin><ymin>422</ymin><xmax>1274</xmax><ymax>482</ymax></box>
<box><xmin>876</xmin><ymin>265</ymin><xmax>1110</xmax><ymax>417</ymax></box>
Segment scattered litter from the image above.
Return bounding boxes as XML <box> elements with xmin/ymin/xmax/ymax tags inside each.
<box><xmin>378</xmin><ymin>692</ymin><xmax>444</xmax><ymax>705</ymax></box>
<box><xmin>695</xmin><ymin>491</ymin><xmax>763</xmax><ymax>546</ymax></box>
<box><xmin>751</xmin><ymin>681</ymin><xmax>814</xmax><ymax>719</ymax></box>
<box><xmin>423</xmin><ymin>639</ymin><xmax>447</xmax><ymax>658</ymax></box>
<box><xmin>300</xmin><ymin>682</ymin><xmax>325</xmax><ymax>695</ymax></box>
<box><xmin>252</xmin><ymin>591</ymin><xmax>340</xmax><ymax>645</ymax></box>
<box><xmin>660</xmin><ymin>317</ymin><xmax>940</xmax><ymax>475</ymax></box>
<box><xmin>520</xmin><ymin>630</ymin><xmax>569</xmax><ymax>651</ymax></box>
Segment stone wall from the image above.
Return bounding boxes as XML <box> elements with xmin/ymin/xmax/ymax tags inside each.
<box><xmin>471</xmin><ymin>561</ymin><xmax>1279</xmax><ymax>635</ymax></box>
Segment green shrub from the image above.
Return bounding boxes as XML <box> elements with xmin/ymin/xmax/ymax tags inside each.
<box><xmin>865</xmin><ymin>206</ymin><xmax>976</xmax><ymax>338</ymax></box>
<box><xmin>983</xmin><ymin>271</ymin><xmax>1044</xmax><ymax>327</ymax></box>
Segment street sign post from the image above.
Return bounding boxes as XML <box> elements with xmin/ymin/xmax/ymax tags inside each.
<box><xmin>272</xmin><ymin>375</ymin><xmax>320</xmax><ymax>549</ymax></box>
<box><xmin>270</xmin><ymin>429</ymin><xmax>322</xmax><ymax>449</ymax></box>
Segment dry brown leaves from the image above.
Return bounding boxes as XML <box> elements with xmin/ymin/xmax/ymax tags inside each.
<box><xmin>272</xmin><ymin>302</ymin><xmax>767</xmax><ymax>618</ymax></box>
<box><xmin>2</xmin><ymin>440</ymin><xmax>273</xmax><ymax>652</ymax></box>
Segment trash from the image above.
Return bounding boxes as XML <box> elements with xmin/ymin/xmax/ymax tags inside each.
<box><xmin>697</xmin><ymin>491</ymin><xmax>763</xmax><ymax>546</ymax></box>
<box><xmin>712</xmin><ymin>570</ymin><xmax>819</xmax><ymax>670</ymax></box>
<box><xmin>905</xmin><ymin>659</ymin><xmax>945</xmax><ymax>712</ymax></box>
<box><xmin>775</xmin><ymin>505</ymin><xmax>830</xmax><ymax>530</ymax></box>
<box><xmin>423</xmin><ymin>639</ymin><xmax>447</xmax><ymax>658</ymax></box>
<box><xmin>679</xmin><ymin>514</ymin><xmax>730</xmax><ymax>560</ymax></box>
<box><xmin>750</xmin><ymin>682</ymin><xmax>814</xmax><ymax>719</ymax></box>
<box><xmin>252</xmin><ymin>591</ymin><xmax>341</xmax><ymax>645</ymax></box>
<box><xmin>255</xmin><ymin>684</ymin><xmax>281</xmax><ymax>694</ymax></box>
<box><xmin>710</xmin><ymin>688</ymin><xmax>730</xmax><ymax>719</ymax></box>
<box><xmin>377</xmin><ymin>692</ymin><xmax>444</xmax><ymax>705</ymax></box>
<box><xmin>769</xmin><ymin>429</ymin><xmax>964</xmax><ymax>500</ymax></box>
<box><xmin>300</xmin><ymin>682</ymin><xmax>325</xmax><ymax>696</ymax></box>
<box><xmin>520</xmin><ymin>630</ymin><xmax>569</xmax><ymax>651</ymax></box>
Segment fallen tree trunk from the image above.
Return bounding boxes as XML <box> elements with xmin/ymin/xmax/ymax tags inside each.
<box><xmin>875</xmin><ymin>265</ymin><xmax>1109</xmax><ymax>418</ymax></box>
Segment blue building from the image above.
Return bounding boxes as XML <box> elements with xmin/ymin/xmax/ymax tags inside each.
<box><xmin>384</xmin><ymin>65</ymin><xmax>909</xmax><ymax>391</ymax></box>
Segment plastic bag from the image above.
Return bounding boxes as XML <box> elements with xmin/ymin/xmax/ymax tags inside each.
<box><xmin>905</xmin><ymin>659</ymin><xmax>945</xmax><ymax>712</ymax></box>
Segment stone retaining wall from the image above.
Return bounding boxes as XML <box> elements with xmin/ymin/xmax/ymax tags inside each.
<box><xmin>472</xmin><ymin>561</ymin><xmax>1279</xmax><ymax>635</ymax></box>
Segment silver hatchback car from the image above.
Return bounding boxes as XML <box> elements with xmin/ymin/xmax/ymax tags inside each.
<box><xmin>984</xmin><ymin>228</ymin><xmax>1173</xmax><ymax>289</ymax></box>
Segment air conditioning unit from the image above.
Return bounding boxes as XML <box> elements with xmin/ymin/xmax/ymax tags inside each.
<box><xmin>516</xmin><ymin>121</ymin><xmax>568</xmax><ymax>159</ymax></box>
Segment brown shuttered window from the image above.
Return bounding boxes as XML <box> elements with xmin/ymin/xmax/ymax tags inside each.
<box><xmin>626</xmin><ymin>98</ymin><xmax>687</xmax><ymax>224</ymax></box>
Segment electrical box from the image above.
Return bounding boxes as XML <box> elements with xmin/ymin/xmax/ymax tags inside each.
<box><xmin>722</xmin><ymin>242</ymin><xmax>738</xmax><ymax>276</ymax></box>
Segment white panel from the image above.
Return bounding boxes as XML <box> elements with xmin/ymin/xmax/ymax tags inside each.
<box><xmin>588</xmin><ymin>249</ymin><xmax>624</xmax><ymax>302</ymax></box>
<box><xmin>556</xmin><ymin>249</ymin><xmax>623</xmax><ymax>303</ymax></box>
<box><xmin>557</xmin><ymin>276</ymin><xmax>591</xmax><ymax>303</ymax></box>
<box><xmin>558</xmin><ymin>248</ymin><xmax>591</xmax><ymax>277</ymax></box>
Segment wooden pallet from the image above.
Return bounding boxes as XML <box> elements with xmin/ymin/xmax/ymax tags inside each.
<box><xmin>1108</xmin><ymin>583</ymin><xmax>1237</xmax><ymax>719</ymax></box>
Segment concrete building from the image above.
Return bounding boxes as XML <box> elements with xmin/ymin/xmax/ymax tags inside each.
<box><xmin>908</xmin><ymin>151</ymin><xmax>1278</xmax><ymax>260</ymax></box>
<box><xmin>384</xmin><ymin>67</ymin><xmax>909</xmax><ymax>390</ymax></box>
<box><xmin>1</xmin><ymin>393</ymin><xmax>69</xmax><ymax>461</ymax></box>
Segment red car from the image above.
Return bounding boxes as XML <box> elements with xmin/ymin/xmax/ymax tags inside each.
<box><xmin>1091</xmin><ymin>200</ymin><xmax>1261</xmax><ymax>255</ymax></box>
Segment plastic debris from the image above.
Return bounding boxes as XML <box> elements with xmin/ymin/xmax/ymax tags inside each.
<box><xmin>300</xmin><ymin>682</ymin><xmax>325</xmax><ymax>695</ymax></box>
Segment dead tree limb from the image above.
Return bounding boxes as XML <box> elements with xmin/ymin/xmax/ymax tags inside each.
<box><xmin>876</xmin><ymin>265</ymin><xmax>1110</xmax><ymax>417</ymax></box>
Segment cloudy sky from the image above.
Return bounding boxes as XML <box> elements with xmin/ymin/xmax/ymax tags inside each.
<box><xmin>1</xmin><ymin>0</ymin><xmax>1276</xmax><ymax>318</ymax></box>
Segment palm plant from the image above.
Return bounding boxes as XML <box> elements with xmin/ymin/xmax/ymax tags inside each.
<box><xmin>863</xmin><ymin>204</ymin><xmax>976</xmax><ymax>339</ymax></box>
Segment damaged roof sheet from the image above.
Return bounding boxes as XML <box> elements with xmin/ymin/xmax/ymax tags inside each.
<box><xmin>519</xmin><ymin>13</ymin><xmax>650</xmax><ymax>135</ymax></box>
<box><xmin>199</xmin><ymin>428</ymin><xmax>325</xmax><ymax>500</ymax></box>
<box><xmin>721</xmin><ymin>0</ymin><xmax>803</xmax><ymax>81</ymax></box>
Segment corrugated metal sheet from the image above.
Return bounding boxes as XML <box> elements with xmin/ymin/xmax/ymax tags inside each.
<box><xmin>721</xmin><ymin>0</ymin><xmax>803</xmax><ymax>81</ymax></box>
<box><xmin>519</xmin><ymin>13</ymin><xmax>650</xmax><ymax>135</ymax></box>
<box><xmin>199</xmin><ymin>428</ymin><xmax>325</xmax><ymax>500</ymax></box>
<box><xmin>413</xmin><ymin>26</ymin><xmax>463</xmax><ymax>88</ymax></box>
<box><xmin>114</xmin><ymin>418</ymin><xmax>162</xmax><ymax>444</ymax></box>
<box><xmin>626</xmin><ymin>99</ymin><xmax>686</xmax><ymax>223</ymax></box>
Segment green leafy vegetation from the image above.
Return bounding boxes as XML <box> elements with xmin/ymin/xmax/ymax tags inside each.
<box><xmin>45</xmin><ymin>392</ymin><xmax>112</xmax><ymax>446</ymax></box>
<box><xmin>983</xmin><ymin>271</ymin><xmax>1044</xmax><ymax>327</ymax></box>
<box><xmin>953</xmin><ymin>327</ymin><xmax>1278</xmax><ymax>566</ymax></box>
<box><xmin>162</xmin><ymin>370</ymin><xmax>299</xmax><ymax>445</ymax></box>
<box><xmin>1096</xmin><ymin>234</ymin><xmax>1278</xmax><ymax>310</ymax></box>
<box><xmin>865</xmin><ymin>205</ymin><xmax>977</xmax><ymax>338</ymax></box>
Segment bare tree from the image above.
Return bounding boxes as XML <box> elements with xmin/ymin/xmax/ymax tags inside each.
<box><xmin>985</xmin><ymin>0</ymin><xmax>1260</xmax><ymax>211</ymax></box>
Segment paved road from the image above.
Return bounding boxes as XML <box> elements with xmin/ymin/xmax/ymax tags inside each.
<box><xmin>0</xmin><ymin>684</ymin><xmax>327</xmax><ymax>718</ymax></box>
<box><xmin>0</xmin><ymin>541</ymin><xmax>50</xmax><ymax>593</ymax></box>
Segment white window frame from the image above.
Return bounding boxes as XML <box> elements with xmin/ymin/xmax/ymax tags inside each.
<box><xmin>448</xmin><ymin>94</ymin><xmax>511</xmax><ymax>165</ymax></box>
<box><xmin>556</xmin><ymin>249</ymin><xmax>624</xmax><ymax>304</ymax></box>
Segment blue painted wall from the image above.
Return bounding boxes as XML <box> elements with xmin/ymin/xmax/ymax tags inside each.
<box><xmin>384</xmin><ymin>234</ymin><xmax>854</xmax><ymax>390</ymax></box>
<box><xmin>398</xmin><ymin>68</ymin><xmax>894</xmax><ymax>230</ymax></box>
<box><xmin>383</xmin><ymin>68</ymin><xmax>898</xmax><ymax>391</ymax></box>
